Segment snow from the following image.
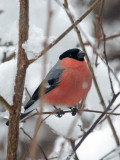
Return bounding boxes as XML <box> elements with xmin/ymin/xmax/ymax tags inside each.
<box><xmin>22</xmin><ymin>26</ymin><xmax>46</xmax><ymax>60</ymax></box>
<box><xmin>25</xmin><ymin>62</ymin><xmax>51</xmax><ymax>95</ymax></box>
<box><xmin>76</xmin><ymin>120</ymin><xmax>120</xmax><ymax>160</ymax></box>
<box><xmin>0</xmin><ymin>59</ymin><xmax>17</xmax><ymax>105</ymax></box>
<box><xmin>0</xmin><ymin>46</ymin><xmax>16</xmax><ymax>63</ymax></box>
<box><xmin>0</xmin><ymin>0</ymin><xmax>120</xmax><ymax>159</ymax></box>
<box><xmin>43</xmin><ymin>108</ymin><xmax>83</xmax><ymax>140</ymax></box>
<box><xmin>49</xmin><ymin>136</ymin><xmax>75</xmax><ymax>160</ymax></box>
<box><xmin>0</xmin><ymin>0</ymin><xmax>19</xmax><ymax>44</ymax></box>
<box><xmin>0</xmin><ymin>110</ymin><xmax>9</xmax><ymax>119</ymax></box>
<box><xmin>86</xmin><ymin>56</ymin><xmax>118</xmax><ymax>110</ymax></box>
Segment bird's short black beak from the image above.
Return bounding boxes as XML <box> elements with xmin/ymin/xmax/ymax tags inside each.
<box><xmin>77</xmin><ymin>50</ymin><xmax>86</xmax><ymax>60</ymax></box>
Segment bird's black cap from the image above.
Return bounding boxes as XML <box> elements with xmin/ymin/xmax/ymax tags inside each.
<box><xmin>59</xmin><ymin>48</ymin><xmax>86</xmax><ymax>61</ymax></box>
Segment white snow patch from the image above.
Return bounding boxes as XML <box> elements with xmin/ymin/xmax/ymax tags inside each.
<box><xmin>0</xmin><ymin>111</ymin><xmax>9</xmax><ymax>119</ymax></box>
<box><xmin>76</xmin><ymin>120</ymin><xmax>120</xmax><ymax>160</ymax></box>
<box><xmin>49</xmin><ymin>136</ymin><xmax>74</xmax><ymax>160</ymax></box>
<box><xmin>22</xmin><ymin>26</ymin><xmax>46</xmax><ymax>60</ymax></box>
<box><xmin>0</xmin><ymin>59</ymin><xmax>17</xmax><ymax>105</ymax></box>
<box><xmin>42</xmin><ymin>104</ymin><xmax>84</xmax><ymax>140</ymax></box>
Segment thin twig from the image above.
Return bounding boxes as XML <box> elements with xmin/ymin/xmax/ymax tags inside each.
<box><xmin>21</xmin><ymin>107</ymin><xmax>120</xmax><ymax>124</ymax></box>
<box><xmin>70</xmin><ymin>140</ymin><xmax>79</xmax><ymax>160</ymax></box>
<box><xmin>25</xmin><ymin>88</ymin><xmax>31</xmax><ymax>99</ymax></box>
<box><xmin>101</xmin><ymin>32</ymin><xmax>120</xmax><ymax>41</ymax></box>
<box><xmin>21</xmin><ymin>128</ymin><xmax>48</xmax><ymax>160</ymax></box>
<box><xmin>0</xmin><ymin>96</ymin><xmax>12</xmax><ymax>112</ymax></box>
<box><xmin>85</xmin><ymin>46</ymin><xmax>120</xmax><ymax>147</ymax></box>
<box><xmin>62</xmin><ymin>0</ymin><xmax>119</xmax><ymax>146</ymax></box>
<box><xmin>2</xmin><ymin>52</ymin><xmax>16</xmax><ymax>63</ymax></box>
<box><xmin>96</xmin><ymin>0</ymin><xmax>105</xmax><ymax>48</ymax></box>
<box><xmin>66</xmin><ymin>92</ymin><xmax>120</xmax><ymax>160</ymax></box>
<box><xmin>83</xmin><ymin>33</ymin><xmax>120</xmax><ymax>45</ymax></box>
<box><xmin>99</xmin><ymin>0</ymin><xmax>105</xmax><ymax>17</ymax></box>
<box><xmin>99</xmin><ymin>19</ymin><xmax>115</xmax><ymax>95</ymax></box>
<box><xmin>100</xmin><ymin>146</ymin><xmax>120</xmax><ymax>160</ymax></box>
<box><xmin>29</xmin><ymin>0</ymin><xmax>103</xmax><ymax>64</ymax></box>
<box><xmin>99</xmin><ymin>103</ymin><xmax>120</xmax><ymax>124</ymax></box>
<box><xmin>30</xmin><ymin>1</ymin><xmax>52</xmax><ymax>159</ymax></box>
<box><xmin>63</xmin><ymin>0</ymin><xmax>83</xmax><ymax>46</ymax></box>
<box><xmin>30</xmin><ymin>113</ymin><xmax>52</xmax><ymax>159</ymax></box>
<box><xmin>79</xmin><ymin>28</ymin><xmax>120</xmax><ymax>87</ymax></box>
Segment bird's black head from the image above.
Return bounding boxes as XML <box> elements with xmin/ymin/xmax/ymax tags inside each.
<box><xmin>59</xmin><ymin>48</ymin><xmax>86</xmax><ymax>61</ymax></box>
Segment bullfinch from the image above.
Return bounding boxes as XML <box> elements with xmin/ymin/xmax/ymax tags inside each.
<box><xmin>6</xmin><ymin>48</ymin><xmax>92</xmax><ymax>125</ymax></box>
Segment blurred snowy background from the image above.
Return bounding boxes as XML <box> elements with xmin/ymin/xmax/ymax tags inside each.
<box><xmin>0</xmin><ymin>0</ymin><xmax>120</xmax><ymax>159</ymax></box>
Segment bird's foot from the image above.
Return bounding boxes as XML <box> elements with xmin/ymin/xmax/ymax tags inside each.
<box><xmin>56</xmin><ymin>110</ymin><xmax>65</xmax><ymax>118</ymax></box>
<box><xmin>71</xmin><ymin>107</ymin><xmax>78</xmax><ymax>116</ymax></box>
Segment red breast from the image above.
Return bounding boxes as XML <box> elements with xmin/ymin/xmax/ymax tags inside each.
<box><xmin>45</xmin><ymin>58</ymin><xmax>92</xmax><ymax>106</ymax></box>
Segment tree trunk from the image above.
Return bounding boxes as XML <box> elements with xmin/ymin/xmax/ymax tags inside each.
<box><xmin>6</xmin><ymin>0</ymin><xmax>29</xmax><ymax>159</ymax></box>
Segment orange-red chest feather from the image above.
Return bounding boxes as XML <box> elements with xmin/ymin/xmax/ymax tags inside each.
<box><xmin>45</xmin><ymin>58</ymin><xmax>92</xmax><ymax>106</ymax></box>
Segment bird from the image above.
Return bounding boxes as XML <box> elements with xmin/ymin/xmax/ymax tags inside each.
<box><xmin>6</xmin><ymin>48</ymin><xmax>92</xmax><ymax>125</ymax></box>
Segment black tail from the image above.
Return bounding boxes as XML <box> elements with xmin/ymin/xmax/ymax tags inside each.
<box><xmin>6</xmin><ymin>110</ymin><xmax>34</xmax><ymax>126</ymax></box>
<box><xmin>6</xmin><ymin>86</ymin><xmax>39</xmax><ymax>126</ymax></box>
<box><xmin>6</xmin><ymin>120</ymin><xmax>9</xmax><ymax>126</ymax></box>
<box><xmin>20</xmin><ymin>110</ymin><xmax>34</xmax><ymax>120</ymax></box>
<box><xmin>6</xmin><ymin>100</ymin><xmax>35</xmax><ymax>126</ymax></box>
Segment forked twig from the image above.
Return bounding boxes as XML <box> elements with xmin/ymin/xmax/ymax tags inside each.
<box><xmin>0</xmin><ymin>96</ymin><xmax>12</xmax><ymax>112</ymax></box>
<box><xmin>21</xmin><ymin>128</ymin><xmax>48</xmax><ymax>160</ymax></box>
<box><xmin>29</xmin><ymin>0</ymin><xmax>104</xmax><ymax>64</ymax></box>
<box><xmin>99</xmin><ymin>20</ymin><xmax>115</xmax><ymax>95</ymax></box>
<box><xmin>61</xmin><ymin>0</ymin><xmax>119</xmax><ymax>147</ymax></box>
<box><xmin>66</xmin><ymin>92</ymin><xmax>120</xmax><ymax>160</ymax></box>
<box><xmin>30</xmin><ymin>1</ymin><xmax>53</xmax><ymax>159</ymax></box>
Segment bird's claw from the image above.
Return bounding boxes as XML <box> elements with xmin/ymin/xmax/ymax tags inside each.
<box><xmin>71</xmin><ymin>107</ymin><xmax>78</xmax><ymax>116</ymax></box>
<box><xmin>56</xmin><ymin>110</ymin><xmax>65</xmax><ymax>118</ymax></box>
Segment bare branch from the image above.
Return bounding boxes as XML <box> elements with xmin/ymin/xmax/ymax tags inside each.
<box><xmin>2</xmin><ymin>52</ymin><xmax>16</xmax><ymax>63</ymax></box>
<box><xmin>29</xmin><ymin>0</ymin><xmax>103</xmax><ymax>64</ymax></box>
<box><xmin>66</xmin><ymin>92</ymin><xmax>120</xmax><ymax>160</ymax></box>
<box><xmin>99</xmin><ymin>103</ymin><xmax>120</xmax><ymax>124</ymax></box>
<box><xmin>61</xmin><ymin>0</ymin><xmax>119</xmax><ymax>147</ymax></box>
<box><xmin>99</xmin><ymin>0</ymin><xmax>105</xmax><ymax>17</ymax></box>
<box><xmin>21</xmin><ymin>106</ymin><xmax>120</xmax><ymax>124</ymax></box>
<box><xmin>6</xmin><ymin>0</ymin><xmax>29</xmax><ymax>159</ymax></box>
<box><xmin>70</xmin><ymin>140</ymin><xmax>79</xmax><ymax>160</ymax></box>
<box><xmin>83</xmin><ymin>32</ymin><xmax>120</xmax><ymax>46</ymax></box>
<box><xmin>30</xmin><ymin>114</ymin><xmax>51</xmax><ymax>160</ymax></box>
<box><xmin>85</xmin><ymin>39</ymin><xmax>120</xmax><ymax>147</ymax></box>
<box><xmin>25</xmin><ymin>88</ymin><xmax>31</xmax><ymax>99</ymax></box>
<box><xmin>21</xmin><ymin>128</ymin><xmax>48</xmax><ymax>160</ymax></box>
<box><xmin>0</xmin><ymin>96</ymin><xmax>12</xmax><ymax>112</ymax></box>
<box><xmin>30</xmin><ymin>1</ymin><xmax>52</xmax><ymax>159</ymax></box>
<box><xmin>101</xmin><ymin>32</ymin><xmax>120</xmax><ymax>41</ymax></box>
<box><xmin>79</xmin><ymin>28</ymin><xmax>120</xmax><ymax>87</ymax></box>
<box><xmin>100</xmin><ymin>147</ymin><xmax>120</xmax><ymax>160</ymax></box>
<box><xmin>100</xmin><ymin>21</ymin><xmax>115</xmax><ymax>95</ymax></box>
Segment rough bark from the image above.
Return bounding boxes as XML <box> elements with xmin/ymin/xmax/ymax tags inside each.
<box><xmin>6</xmin><ymin>0</ymin><xmax>29</xmax><ymax>159</ymax></box>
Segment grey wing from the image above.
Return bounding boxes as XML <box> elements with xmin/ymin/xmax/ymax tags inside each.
<box><xmin>5</xmin><ymin>61</ymin><xmax>65</xmax><ymax>124</ymax></box>
<box><xmin>46</xmin><ymin>61</ymin><xmax>63</xmax><ymax>80</ymax></box>
<box><xmin>45</xmin><ymin>61</ymin><xmax>65</xmax><ymax>94</ymax></box>
<box><xmin>24</xmin><ymin>61</ymin><xmax>64</xmax><ymax>111</ymax></box>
